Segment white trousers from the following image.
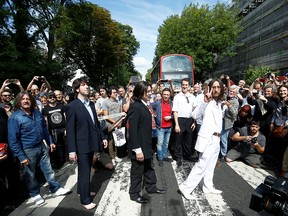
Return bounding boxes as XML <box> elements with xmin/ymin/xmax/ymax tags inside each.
<box><xmin>179</xmin><ymin>136</ymin><xmax>220</xmax><ymax>194</ymax></box>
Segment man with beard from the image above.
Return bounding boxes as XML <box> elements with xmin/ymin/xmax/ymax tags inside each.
<box><xmin>225</xmin><ymin>120</ymin><xmax>266</xmax><ymax>168</ymax></box>
<box><xmin>8</xmin><ymin>92</ymin><xmax>71</xmax><ymax>206</ymax></box>
<box><xmin>179</xmin><ymin>78</ymin><xmax>225</xmax><ymax>199</ymax></box>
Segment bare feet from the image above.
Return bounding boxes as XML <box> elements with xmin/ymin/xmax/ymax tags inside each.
<box><xmin>83</xmin><ymin>202</ymin><xmax>96</xmax><ymax>210</ymax></box>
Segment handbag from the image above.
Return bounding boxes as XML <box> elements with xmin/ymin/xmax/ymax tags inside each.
<box><xmin>272</xmin><ymin>125</ymin><xmax>286</xmax><ymax>138</ymax></box>
<box><xmin>0</xmin><ymin>143</ymin><xmax>7</xmax><ymax>157</ymax></box>
<box><xmin>112</xmin><ymin>127</ymin><xmax>126</xmax><ymax>147</ymax></box>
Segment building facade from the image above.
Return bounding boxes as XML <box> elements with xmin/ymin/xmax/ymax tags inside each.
<box><xmin>215</xmin><ymin>0</ymin><xmax>288</xmax><ymax>80</ymax></box>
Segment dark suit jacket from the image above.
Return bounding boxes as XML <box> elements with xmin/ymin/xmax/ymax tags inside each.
<box><xmin>127</xmin><ymin>100</ymin><xmax>152</xmax><ymax>159</ymax></box>
<box><xmin>66</xmin><ymin>99</ymin><xmax>105</xmax><ymax>154</ymax></box>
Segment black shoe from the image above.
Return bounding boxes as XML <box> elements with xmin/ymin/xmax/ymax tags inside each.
<box><xmin>147</xmin><ymin>188</ymin><xmax>166</xmax><ymax>194</ymax></box>
<box><xmin>163</xmin><ymin>158</ymin><xmax>172</xmax><ymax>162</ymax></box>
<box><xmin>184</xmin><ymin>156</ymin><xmax>198</xmax><ymax>162</ymax></box>
<box><xmin>176</xmin><ymin>160</ymin><xmax>182</xmax><ymax>167</ymax></box>
<box><xmin>158</xmin><ymin>160</ymin><xmax>163</xmax><ymax>167</ymax></box>
<box><xmin>132</xmin><ymin>196</ymin><xmax>149</xmax><ymax>204</ymax></box>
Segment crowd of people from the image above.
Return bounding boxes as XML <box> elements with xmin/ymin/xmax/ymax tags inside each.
<box><xmin>1</xmin><ymin>72</ymin><xmax>288</xmax><ymax>210</ymax></box>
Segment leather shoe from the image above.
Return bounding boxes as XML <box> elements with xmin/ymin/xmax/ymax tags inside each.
<box><xmin>147</xmin><ymin>188</ymin><xmax>166</xmax><ymax>194</ymax></box>
<box><xmin>176</xmin><ymin>160</ymin><xmax>182</xmax><ymax>167</ymax></box>
<box><xmin>133</xmin><ymin>196</ymin><xmax>149</xmax><ymax>204</ymax></box>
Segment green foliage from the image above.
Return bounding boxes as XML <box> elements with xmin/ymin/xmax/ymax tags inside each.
<box><xmin>55</xmin><ymin>3</ymin><xmax>139</xmax><ymax>87</ymax></box>
<box><xmin>0</xmin><ymin>0</ymin><xmax>75</xmax><ymax>89</ymax></box>
<box><xmin>0</xmin><ymin>1</ymin><xmax>139</xmax><ymax>89</ymax></box>
<box><xmin>244</xmin><ymin>65</ymin><xmax>272</xmax><ymax>85</ymax></box>
<box><xmin>154</xmin><ymin>3</ymin><xmax>241</xmax><ymax>81</ymax></box>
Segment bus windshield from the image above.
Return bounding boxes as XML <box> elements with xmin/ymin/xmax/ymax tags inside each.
<box><xmin>162</xmin><ymin>55</ymin><xmax>192</xmax><ymax>72</ymax></box>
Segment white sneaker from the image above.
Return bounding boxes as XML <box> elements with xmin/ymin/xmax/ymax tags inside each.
<box><xmin>203</xmin><ymin>188</ymin><xmax>222</xmax><ymax>194</ymax></box>
<box><xmin>115</xmin><ymin>156</ymin><xmax>122</xmax><ymax>163</ymax></box>
<box><xmin>32</xmin><ymin>194</ymin><xmax>45</xmax><ymax>206</ymax></box>
<box><xmin>53</xmin><ymin>187</ymin><xmax>72</xmax><ymax>197</ymax></box>
<box><xmin>178</xmin><ymin>188</ymin><xmax>195</xmax><ymax>200</ymax></box>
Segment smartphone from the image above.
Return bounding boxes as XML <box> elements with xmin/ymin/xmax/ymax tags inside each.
<box><xmin>8</xmin><ymin>79</ymin><xmax>17</xmax><ymax>83</ymax></box>
<box><xmin>160</xmin><ymin>79</ymin><xmax>169</xmax><ymax>82</ymax></box>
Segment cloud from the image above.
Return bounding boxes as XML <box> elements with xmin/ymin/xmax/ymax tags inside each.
<box><xmin>133</xmin><ymin>56</ymin><xmax>152</xmax><ymax>68</ymax></box>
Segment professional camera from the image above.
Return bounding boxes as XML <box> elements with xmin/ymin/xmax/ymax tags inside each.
<box><xmin>251</xmin><ymin>137</ymin><xmax>257</xmax><ymax>144</ymax></box>
<box><xmin>249</xmin><ymin>174</ymin><xmax>288</xmax><ymax>215</ymax></box>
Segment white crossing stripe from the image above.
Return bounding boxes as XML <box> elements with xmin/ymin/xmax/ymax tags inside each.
<box><xmin>94</xmin><ymin>161</ymin><xmax>141</xmax><ymax>216</ymax></box>
<box><xmin>9</xmin><ymin>163</ymin><xmax>77</xmax><ymax>216</ymax></box>
<box><xmin>226</xmin><ymin>161</ymin><xmax>271</xmax><ymax>189</ymax></box>
<box><xmin>172</xmin><ymin>161</ymin><xmax>234</xmax><ymax>216</ymax></box>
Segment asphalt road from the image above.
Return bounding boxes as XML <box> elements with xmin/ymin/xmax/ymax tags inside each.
<box><xmin>5</xmin><ymin>156</ymin><xmax>278</xmax><ymax>216</ymax></box>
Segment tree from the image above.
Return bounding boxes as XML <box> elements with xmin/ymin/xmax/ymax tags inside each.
<box><xmin>244</xmin><ymin>65</ymin><xmax>273</xmax><ymax>85</ymax></box>
<box><xmin>114</xmin><ymin>23</ymin><xmax>140</xmax><ymax>86</ymax></box>
<box><xmin>153</xmin><ymin>3</ymin><xmax>241</xmax><ymax>81</ymax></box>
<box><xmin>0</xmin><ymin>0</ymin><xmax>75</xmax><ymax>89</ymax></box>
<box><xmin>56</xmin><ymin>3</ymin><xmax>139</xmax><ymax>87</ymax></box>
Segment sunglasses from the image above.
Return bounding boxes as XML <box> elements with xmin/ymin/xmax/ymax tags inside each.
<box><xmin>2</xmin><ymin>94</ymin><xmax>11</xmax><ymax>97</ymax></box>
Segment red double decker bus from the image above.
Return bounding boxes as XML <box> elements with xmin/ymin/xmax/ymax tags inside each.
<box><xmin>151</xmin><ymin>54</ymin><xmax>194</xmax><ymax>90</ymax></box>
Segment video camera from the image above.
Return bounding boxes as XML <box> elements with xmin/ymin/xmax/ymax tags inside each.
<box><xmin>249</xmin><ymin>174</ymin><xmax>288</xmax><ymax>215</ymax></box>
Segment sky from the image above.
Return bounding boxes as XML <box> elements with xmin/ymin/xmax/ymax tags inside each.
<box><xmin>90</xmin><ymin>0</ymin><xmax>232</xmax><ymax>79</ymax></box>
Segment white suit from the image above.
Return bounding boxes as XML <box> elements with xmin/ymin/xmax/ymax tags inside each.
<box><xmin>179</xmin><ymin>99</ymin><xmax>223</xmax><ymax>193</ymax></box>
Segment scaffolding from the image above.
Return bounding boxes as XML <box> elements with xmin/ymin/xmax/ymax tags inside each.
<box><xmin>215</xmin><ymin>0</ymin><xmax>288</xmax><ymax>81</ymax></box>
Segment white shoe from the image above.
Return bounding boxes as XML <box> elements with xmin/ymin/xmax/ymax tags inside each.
<box><xmin>203</xmin><ymin>188</ymin><xmax>222</xmax><ymax>194</ymax></box>
<box><xmin>83</xmin><ymin>202</ymin><xmax>96</xmax><ymax>210</ymax></box>
<box><xmin>32</xmin><ymin>194</ymin><xmax>45</xmax><ymax>206</ymax></box>
<box><xmin>115</xmin><ymin>156</ymin><xmax>122</xmax><ymax>163</ymax></box>
<box><xmin>53</xmin><ymin>187</ymin><xmax>72</xmax><ymax>197</ymax></box>
<box><xmin>178</xmin><ymin>188</ymin><xmax>195</xmax><ymax>200</ymax></box>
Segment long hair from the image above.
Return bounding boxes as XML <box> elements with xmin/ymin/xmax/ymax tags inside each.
<box><xmin>209</xmin><ymin>78</ymin><xmax>225</xmax><ymax>102</ymax></box>
<box><xmin>132</xmin><ymin>81</ymin><xmax>150</xmax><ymax>101</ymax></box>
<box><xmin>277</xmin><ymin>84</ymin><xmax>288</xmax><ymax>99</ymax></box>
<box><xmin>13</xmin><ymin>91</ymin><xmax>37</xmax><ymax>112</ymax></box>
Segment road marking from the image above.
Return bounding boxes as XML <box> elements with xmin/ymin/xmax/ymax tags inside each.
<box><xmin>94</xmin><ymin>160</ymin><xmax>141</xmax><ymax>216</ymax></box>
<box><xmin>226</xmin><ymin>161</ymin><xmax>271</xmax><ymax>189</ymax></box>
<box><xmin>9</xmin><ymin>163</ymin><xmax>77</xmax><ymax>216</ymax></box>
<box><xmin>172</xmin><ymin>161</ymin><xmax>234</xmax><ymax>216</ymax></box>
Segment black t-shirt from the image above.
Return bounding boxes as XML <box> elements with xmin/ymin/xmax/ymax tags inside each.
<box><xmin>42</xmin><ymin>104</ymin><xmax>66</xmax><ymax>129</ymax></box>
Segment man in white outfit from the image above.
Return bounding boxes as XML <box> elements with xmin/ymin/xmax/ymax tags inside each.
<box><xmin>178</xmin><ymin>78</ymin><xmax>225</xmax><ymax>200</ymax></box>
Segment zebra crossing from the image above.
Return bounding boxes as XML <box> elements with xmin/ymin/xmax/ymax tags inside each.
<box><xmin>9</xmin><ymin>157</ymin><xmax>274</xmax><ymax>216</ymax></box>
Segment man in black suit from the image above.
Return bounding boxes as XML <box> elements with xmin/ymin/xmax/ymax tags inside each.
<box><xmin>66</xmin><ymin>77</ymin><xmax>108</xmax><ymax>210</ymax></box>
<box><xmin>127</xmin><ymin>81</ymin><xmax>166</xmax><ymax>204</ymax></box>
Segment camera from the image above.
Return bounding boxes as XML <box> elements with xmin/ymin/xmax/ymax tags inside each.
<box><xmin>8</xmin><ymin>79</ymin><xmax>17</xmax><ymax>83</ymax></box>
<box><xmin>251</xmin><ymin>137</ymin><xmax>257</xmax><ymax>144</ymax></box>
<box><xmin>250</xmin><ymin>174</ymin><xmax>288</xmax><ymax>215</ymax></box>
<box><xmin>39</xmin><ymin>76</ymin><xmax>45</xmax><ymax>82</ymax></box>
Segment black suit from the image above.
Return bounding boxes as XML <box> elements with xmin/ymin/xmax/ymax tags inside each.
<box><xmin>66</xmin><ymin>99</ymin><xmax>105</xmax><ymax>205</ymax></box>
<box><xmin>127</xmin><ymin>100</ymin><xmax>157</xmax><ymax>200</ymax></box>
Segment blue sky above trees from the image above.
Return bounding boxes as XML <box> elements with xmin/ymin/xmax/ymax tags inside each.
<box><xmin>93</xmin><ymin>0</ymin><xmax>232</xmax><ymax>78</ymax></box>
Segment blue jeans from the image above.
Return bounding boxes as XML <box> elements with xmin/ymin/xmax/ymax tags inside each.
<box><xmin>23</xmin><ymin>143</ymin><xmax>60</xmax><ymax>197</ymax></box>
<box><xmin>157</xmin><ymin>127</ymin><xmax>171</xmax><ymax>160</ymax></box>
<box><xmin>220</xmin><ymin>128</ymin><xmax>230</xmax><ymax>157</ymax></box>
